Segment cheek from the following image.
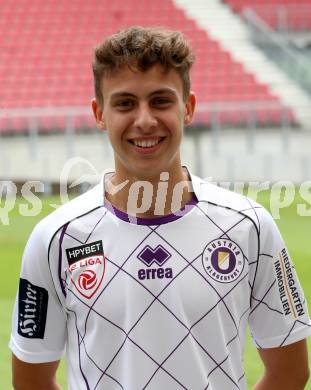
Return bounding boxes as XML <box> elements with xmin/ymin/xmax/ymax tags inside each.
<box><xmin>171</xmin><ymin>115</ymin><xmax>184</xmax><ymax>138</ymax></box>
<box><xmin>106</xmin><ymin>116</ymin><xmax>129</xmax><ymax>140</ymax></box>
<box><xmin>160</xmin><ymin>109</ymin><xmax>183</xmax><ymax>130</ymax></box>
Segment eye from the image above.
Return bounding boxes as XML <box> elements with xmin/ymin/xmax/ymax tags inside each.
<box><xmin>152</xmin><ymin>97</ymin><xmax>172</xmax><ymax>107</ymax></box>
<box><xmin>115</xmin><ymin>100</ymin><xmax>135</xmax><ymax>110</ymax></box>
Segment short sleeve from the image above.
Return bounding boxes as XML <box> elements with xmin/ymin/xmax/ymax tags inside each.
<box><xmin>248</xmin><ymin>206</ymin><xmax>311</xmax><ymax>348</ymax></box>
<box><xmin>9</xmin><ymin>222</ymin><xmax>67</xmax><ymax>363</ymax></box>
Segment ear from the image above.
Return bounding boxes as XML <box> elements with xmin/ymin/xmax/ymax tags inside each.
<box><xmin>91</xmin><ymin>98</ymin><xmax>106</xmax><ymax>130</ymax></box>
<box><xmin>184</xmin><ymin>92</ymin><xmax>196</xmax><ymax>125</ymax></box>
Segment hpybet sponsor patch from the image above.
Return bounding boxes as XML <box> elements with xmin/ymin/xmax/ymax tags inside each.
<box><xmin>273</xmin><ymin>248</ymin><xmax>305</xmax><ymax>321</ymax></box>
<box><xmin>18</xmin><ymin>279</ymin><xmax>48</xmax><ymax>339</ymax></box>
<box><xmin>66</xmin><ymin>240</ymin><xmax>105</xmax><ymax>299</ymax></box>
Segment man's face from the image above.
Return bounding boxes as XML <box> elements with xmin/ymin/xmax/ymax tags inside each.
<box><xmin>92</xmin><ymin>64</ymin><xmax>195</xmax><ymax>181</ymax></box>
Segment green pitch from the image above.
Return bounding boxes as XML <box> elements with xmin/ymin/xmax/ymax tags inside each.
<box><xmin>1</xmin><ymin>192</ymin><xmax>310</xmax><ymax>389</ymax></box>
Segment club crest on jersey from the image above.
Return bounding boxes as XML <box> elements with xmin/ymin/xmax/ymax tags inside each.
<box><xmin>202</xmin><ymin>239</ymin><xmax>244</xmax><ymax>283</ymax></box>
<box><xmin>66</xmin><ymin>240</ymin><xmax>105</xmax><ymax>299</ymax></box>
<box><xmin>137</xmin><ymin>244</ymin><xmax>173</xmax><ymax>280</ymax></box>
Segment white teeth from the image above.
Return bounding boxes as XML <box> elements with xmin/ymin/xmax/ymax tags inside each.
<box><xmin>133</xmin><ymin>138</ymin><xmax>161</xmax><ymax>148</ymax></box>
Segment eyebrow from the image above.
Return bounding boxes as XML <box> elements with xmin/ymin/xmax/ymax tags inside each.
<box><xmin>110</xmin><ymin>88</ymin><xmax>178</xmax><ymax>100</ymax></box>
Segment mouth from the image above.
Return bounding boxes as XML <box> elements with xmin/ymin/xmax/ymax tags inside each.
<box><xmin>128</xmin><ymin>137</ymin><xmax>166</xmax><ymax>149</ymax></box>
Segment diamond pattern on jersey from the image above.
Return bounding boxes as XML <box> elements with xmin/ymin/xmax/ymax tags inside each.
<box><xmin>160</xmin><ymin>336</ymin><xmax>224</xmax><ymax>389</ymax></box>
<box><xmin>249</xmin><ymin>254</ymin><xmax>283</xmax><ymax>317</ymax></box>
<box><xmin>58</xmin><ymin>203</ymin><xmax>265</xmax><ymax>389</ymax></box>
<box><xmin>130</xmin><ymin>299</ymin><xmax>188</xmax><ymax>362</ymax></box>
<box><xmin>103</xmin><ymin>339</ymin><xmax>159</xmax><ymax>389</ymax></box>
<box><xmin>194</xmin><ymin>203</ymin><xmax>247</xmax><ymax>240</ymax></box>
<box><xmin>81</xmin><ymin>308</ymin><xmax>130</xmax><ymax>374</ymax></box>
<box><xmin>94</xmin><ymin>374</ymin><xmax>124</xmax><ymax>390</ymax></box>
<box><xmin>250</xmin><ymin>280</ymin><xmax>279</xmax><ymax>315</ymax></box>
<box><xmin>207</xmin><ymin>363</ymin><xmax>243</xmax><ymax>389</ymax></box>
<box><xmin>92</xmin><ymin>265</ymin><xmax>155</xmax><ymax>330</ymax></box>
<box><xmin>64</xmin><ymin>208</ymin><xmax>107</xmax><ymax>245</ymax></box>
<box><xmin>191</xmin><ymin>293</ymin><xmax>243</xmax><ymax>361</ymax></box>
<box><xmin>281</xmin><ymin>319</ymin><xmax>311</xmax><ymax>347</ymax></box>
<box><xmin>144</xmin><ymin>366</ymin><xmax>189</xmax><ymax>390</ymax></box>
<box><xmin>153</xmin><ymin>223</ymin><xmax>250</xmax><ymax>336</ymax></box>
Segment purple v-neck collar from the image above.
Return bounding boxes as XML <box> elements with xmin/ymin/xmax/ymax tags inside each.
<box><xmin>103</xmin><ymin>167</ymin><xmax>199</xmax><ymax>225</ymax></box>
<box><xmin>105</xmin><ymin>195</ymin><xmax>198</xmax><ymax>225</ymax></box>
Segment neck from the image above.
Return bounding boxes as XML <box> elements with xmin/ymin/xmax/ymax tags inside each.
<box><xmin>105</xmin><ymin>167</ymin><xmax>194</xmax><ymax>218</ymax></box>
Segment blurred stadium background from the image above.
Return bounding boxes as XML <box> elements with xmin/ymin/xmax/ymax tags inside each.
<box><xmin>1</xmin><ymin>0</ymin><xmax>311</xmax><ymax>388</ymax></box>
<box><xmin>1</xmin><ymin>0</ymin><xmax>311</xmax><ymax>184</ymax></box>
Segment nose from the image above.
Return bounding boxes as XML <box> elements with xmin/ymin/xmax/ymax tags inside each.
<box><xmin>133</xmin><ymin>103</ymin><xmax>158</xmax><ymax>133</ymax></box>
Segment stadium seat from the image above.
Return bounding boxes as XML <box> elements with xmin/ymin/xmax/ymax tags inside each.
<box><xmin>225</xmin><ymin>0</ymin><xmax>311</xmax><ymax>32</ymax></box>
<box><xmin>0</xmin><ymin>0</ymin><xmax>295</xmax><ymax>133</ymax></box>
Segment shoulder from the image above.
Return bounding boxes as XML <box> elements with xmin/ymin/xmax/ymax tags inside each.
<box><xmin>30</xmin><ymin>183</ymin><xmax>103</xmax><ymax>250</ymax></box>
<box><xmin>192</xmin><ymin>173</ymin><xmax>276</xmax><ymax>235</ymax></box>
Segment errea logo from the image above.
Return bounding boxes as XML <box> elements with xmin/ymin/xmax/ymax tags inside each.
<box><xmin>137</xmin><ymin>245</ymin><xmax>173</xmax><ymax>280</ymax></box>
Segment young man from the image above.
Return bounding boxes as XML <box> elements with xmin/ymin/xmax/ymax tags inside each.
<box><xmin>10</xmin><ymin>27</ymin><xmax>311</xmax><ymax>390</ymax></box>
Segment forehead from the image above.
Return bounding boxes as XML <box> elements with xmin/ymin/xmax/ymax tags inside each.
<box><xmin>101</xmin><ymin>64</ymin><xmax>183</xmax><ymax>100</ymax></box>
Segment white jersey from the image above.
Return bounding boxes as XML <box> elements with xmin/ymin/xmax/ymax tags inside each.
<box><xmin>10</xmin><ymin>170</ymin><xmax>311</xmax><ymax>390</ymax></box>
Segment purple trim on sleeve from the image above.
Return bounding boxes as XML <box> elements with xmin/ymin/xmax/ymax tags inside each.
<box><xmin>58</xmin><ymin>223</ymin><xmax>69</xmax><ymax>297</ymax></box>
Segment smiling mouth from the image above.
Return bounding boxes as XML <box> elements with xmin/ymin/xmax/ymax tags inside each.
<box><xmin>128</xmin><ymin>137</ymin><xmax>166</xmax><ymax>148</ymax></box>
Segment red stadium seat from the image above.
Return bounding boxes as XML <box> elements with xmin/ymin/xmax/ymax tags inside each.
<box><xmin>225</xmin><ymin>0</ymin><xmax>311</xmax><ymax>32</ymax></box>
<box><xmin>0</xmin><ymin>0</ymin><xmax>295</xmax><ymax>132</ymax></box>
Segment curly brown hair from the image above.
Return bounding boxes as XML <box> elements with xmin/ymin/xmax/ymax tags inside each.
<box><xmin>92</xmin><ymin>26</ymin><xmax>195</xmax><ymax>106</ymax></box>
